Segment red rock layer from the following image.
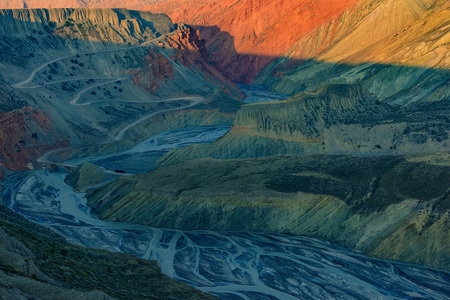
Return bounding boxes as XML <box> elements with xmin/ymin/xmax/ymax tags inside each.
<box><xmin>0</xmin><ymin>0</ymin><xmax>359</xmax><ymax>82</ymax></box>
<box><xmin>0</xmin><ymin>107</ymin><xmax>68</xmax><ymax>178</ymax></box>
<box><xmin>132</xmin><ymin>25</ymin><xmax>243</xmax><ymax>97</ymax></box>
<box><xmin>143</xmin><ymin>0</ymin><xmax>359</xmax><ymax>82</ymax></box>
<box><xmin>131</xmin><ymin>25</ymin><xmax>205</xmax><ymax>93</ymax></box>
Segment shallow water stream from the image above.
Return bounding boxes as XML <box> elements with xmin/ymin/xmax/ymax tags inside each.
<box><xmin>2</xmin><ymin>85</ymin><xmax>449</xmax><ymax>299</ymax></box>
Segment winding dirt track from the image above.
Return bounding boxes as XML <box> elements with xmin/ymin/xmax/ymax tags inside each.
<box><xmin>11</xmin><ymin>34</ymin><xmax>170</xmax><ymax>89</ymax></box>
<box><xmin>12</xmin><ymin>36</ymin><xmax>206</xmax><ymax>165</ymax></box>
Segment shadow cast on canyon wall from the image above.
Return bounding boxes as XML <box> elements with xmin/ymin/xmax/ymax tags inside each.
<box><xmin>190</xmin><ymin>24</ymin><xmax>450</xmax><ymax>101</ymax></box>
<box><xmin>1</xmin><ymin>14</ymin><xmax>448</xmax><ymax>107</ymax></box>
<box><xmin>192</xmin><ymin>24</ymin><xmax>275</xmax><ymax>83</ymax></box>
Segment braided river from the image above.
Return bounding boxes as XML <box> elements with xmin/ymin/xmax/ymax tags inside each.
<box><xmin>2</xmin><ymin>85</ymin><xmax>450</xmax><ymax>299</ymax></box>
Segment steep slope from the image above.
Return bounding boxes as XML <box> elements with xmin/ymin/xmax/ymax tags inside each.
<box><xmin>85</xmin><ymin>154</ymin><xmax>450</xmax><ymax>270</ymax></box>
<box><xmin>310</xmin><ymin>0</ymin><xmax>449</xmax><ymax>68</ymax></box>
<box><xmin>3</xmin><ymin>0</ymin><xmax>448</xmax><ymax>86</ymax></box>
<box><xmin>143</xmin><ymin>0</ymin><xmax>359</xmax><ymax>82</ymax></box>
<box><xmin>0</xmin><ymin>8</ymin><xmax>242</xmax><ymax>173</ymax></box>
<box><xmin>158</xmin><ymin>83</ymin><xmax>449</xmax><ymax>163</ymax></box>
<box><xmin>0</xmin><ymin>80</ymin><xmax>68</xmax><ymax>179</ymax></box>
<box><xmin>0</xmin><ymin>0</ymin><xmax>360</xmax><ymax>82</ymax></box>
<box><xmin>256</xmin><ymin>0</ymin><xmax>450</xmax><ymax>98</ymax></box>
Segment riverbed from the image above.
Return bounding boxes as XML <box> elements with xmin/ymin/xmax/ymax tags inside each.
<box><xmin>2</xmin><ymin>85</ymin><xmax>450</xmax><ymax>299</ymax></box>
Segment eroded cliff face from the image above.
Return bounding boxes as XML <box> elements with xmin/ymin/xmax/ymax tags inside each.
<box><xmin>84</xmin><ymin>154</ymin><xmax>450</xmax><ymax>270</ymax></box>
<box><xmin>143</xmin><ymin>0</ymin><xmax>359</xmax><ymax>82</ymax></box>
<box><xmin>0</xmin><ymin>107</ymin><xmax>68</xmax><ymax>174</ymax></box>
<box><xmin>255</xmin><ymin>0</ymin><xmax>450</xmax><ymax>97</ymax></box>
<box><xmin>158</xmin><ymin>83</ymin><xmax>449</xmax><ymax>164</ymax></box>
<box><xmin>0</xmin><ymin>8</ymin><xmax>242</xmax><ymax>173</ymax></box>
<box><xmin>0</xmin><ymin>81</ymin><xmax>68</xmax><ymax>178</ymax></box>
<box><xmin>132</xmin><ymin>24</ymin><xmax>243</xmax><ymax>98</ymax></box>
<box><xmin>0</xmin><ymin>8</ymin><xmax>175</xmax><ymax>44</ymax></box>
<box><xmin>5</xmin><ymin>0</ymin><xmax>447</xmax><ymax>85</ymax></box>
<box><xmin>0</xmin><ymin>0</ymin><xmax>360</xmax><ymax>83</ymax></box>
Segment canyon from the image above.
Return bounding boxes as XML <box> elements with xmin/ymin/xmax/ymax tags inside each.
<box><xmin>0</xmin><ymin>7</ymin><xmax>242</xmax><ymax>178</ymax></box>
<box><xmin>0</xmin><ymin>0</ymin><xmax>449</xmax><ymax>299</ymax></box>
<box><xmin>0</xmin><ymin>9</ymin><xmax>241</xmax><ymax>297</ymax></box>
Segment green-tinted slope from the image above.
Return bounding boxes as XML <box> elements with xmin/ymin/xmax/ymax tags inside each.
<box><xmin>85</xmin><ymin>154</ymin><xmax>450</xmax><ymax>270</ymax></box>
<box><xmin>0</xmin><ymin>205</ymin><xmax>217</xmax><ymax>299</ymax></box>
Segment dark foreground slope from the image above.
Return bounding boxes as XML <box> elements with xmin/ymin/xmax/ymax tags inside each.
<box><xmin>0</xmin><ymin>205</ymin><xmax>217</xmax><ymax>299</ymax></box>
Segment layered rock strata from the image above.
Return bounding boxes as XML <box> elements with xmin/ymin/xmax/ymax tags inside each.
<box><xmin>0</xmin><ymin>8</ymin><xmax>242</xmax><ymax>172</ymax></box>
<box><xmin>84</xmin><ymin>154</ymin><xmax>450</xmax><ymax>270</ymax></box>
<box><xmin>158</xmin><ymin>83</ymin><xmax>449</xmax><ymax>164</ymax></box>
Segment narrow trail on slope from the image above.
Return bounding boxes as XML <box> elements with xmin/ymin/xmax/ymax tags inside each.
<box><xmin>11</xmin><ymin>34</ymin><xmax>173</xmax><ymax>88</ymax></box>
<box><xmin>18</xmin><ymin>77</ymin><xmax>124</xmax><ymax>89</ymax></box>
<box><xmin>68</xmin><ymin>77</ymin><xmax>130</xmax><ymax>106</ymax></box>
<box><xmin>11</xmin><ymin>33</ymin><xmax>207</xmax><ymax>166</ymax></box>
<box><xmin>112</xmin><ymin>96</ymin><xmax>204</xmax><ymax>142</ymax></box>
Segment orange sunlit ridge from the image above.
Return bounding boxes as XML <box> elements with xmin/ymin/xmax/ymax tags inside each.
<box><xmin>1</xmin><ymin>0</ymin><xmax>448</xmax><ymax>71</ymax></box>
<box><xmin>144</xmin><ymin>0</ymin><xmax>449</xmax><ymax>72</ymax></box>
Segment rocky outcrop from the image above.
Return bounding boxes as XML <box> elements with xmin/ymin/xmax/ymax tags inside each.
<box><xmin>0</xmin><ymin>0</ymin><xmax>360</xmax><ymax>83</ymax></box>
<box><xmin>0</xmin><ymin>8</ymin><xmax>243</xmax><ymax>172</ymax></box>
<box><xmin>0</xmin><ymin>81</ymin><xmax>66</xmax><ymax>178</ymax></box>
<box><xmin>158</xmin><ymin>83</ymin><xmax>449</xmax><ymax>164</ymax></box>
<box><xmin>85</xmin><ymin>154</ymin><xmax>450</xmax><ymax>270</ymax></box>
<box><xmin>0</xmin><ymin>100</ymin><xmax>68</xmax><ymax>178</ymax></box>
<box><xmin>0</xmin><ymin>205</ymin><xmax>218</xmax><ymax>299</ymax></box>
<box><xmin>0</xmin><ymin>8</ymin><xmax>175</xmax><ymax>43</ymax></box>
<box><xmin>132</xmin><ymin>24</ymin><xmax>244</xmax><ymax>98</ymax></box>
<box><xmin>144</xmin><ymin>0</ymin><xmax>359</xmax><ymax>82</ymax></box>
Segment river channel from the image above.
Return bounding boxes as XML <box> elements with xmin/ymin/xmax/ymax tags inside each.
<box><xmin>2</xmin><ymin>85</ymin><xmax>450</xmax><ymax>299</ymax></box>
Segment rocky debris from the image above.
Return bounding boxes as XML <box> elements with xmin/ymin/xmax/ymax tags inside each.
<box><xmin>85</xmin><ymin>154</ymin><xmax>450</xmax><ymax>270</ymax></box>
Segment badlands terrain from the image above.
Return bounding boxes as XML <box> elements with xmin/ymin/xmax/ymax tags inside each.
<box><xmin>0</xmin><ymin>0</ymin><xmax>449</xmax><ymax>299</ymax></box>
